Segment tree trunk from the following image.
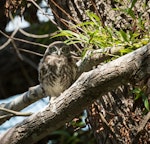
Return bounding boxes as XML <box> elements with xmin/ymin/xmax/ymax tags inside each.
<box><xmin>48</xmin><ymin>0</ymin><xmax>150</xmax><ymax>143</ymax></box>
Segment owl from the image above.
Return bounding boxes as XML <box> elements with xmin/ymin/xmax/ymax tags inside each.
<box><xmin>38</xmin><ymin>41</ymin><xmax>77</xmax><ymax>103</ymax></box>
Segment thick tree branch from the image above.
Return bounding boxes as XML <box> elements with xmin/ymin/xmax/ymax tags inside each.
<box><xmin>0</xmin><ymin>44</ymin><xmax>149</xmax><ymax>144</ymax></box>
<box><xmin>0</xmin><ymin>44</ymin><xmax>126</xmax><ymax>123</ymax></box>
<box><xmin>0</xmin><ymin>85</ymin><xmax>44</xmax><ymax>124</ymax></box>
<box><xmin>77</xmin><ymin>45</ymin><xmax>123</xmax><ymax>74</ymax></box>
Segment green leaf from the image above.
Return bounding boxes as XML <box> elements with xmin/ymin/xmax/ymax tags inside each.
<box><xmin>119</xmin><ymin>30</ymin><xmax>128</xmax><ymax>42</ymax></box>
<box><xmin>132</xmin><ymin>88</ymin><xmax>141</xmax><ymax>94</ymax></box>
<box><xmin>143</xmin><ymin>95</ymin><xmax>150</xmax><ymax>111</ymax></box>
<box><xmin>127</xmin><ymin>9</ymin><xmax>136</xmax><ymax>19</ymax></box>
<box><xmin>144</xmin><ymin>98</ymin><xmax>150</xmax><ymax>111</ymax></box>
<box><xmin>130</xmin><ymin>0</ymin><xmax>138</xmax><ymax>10</ymax></box>
<box><xmin>132</xmin><ymin>88</ymin><xmax>142</xmax><ymax>100</ymax></box>
<box><xmin>120</xmin><ymin>48</ymin><xmax>133</xmax><ymax>54</ymax></box>
<box><xmin>86</xmin><ymin>11</ymin><xmax>101</xmax><ymax>26</ymax></box>
<box><xmin>126</xmin><ymin>0</ymin><xmax>137</xmax><ymax>19</ymax></box>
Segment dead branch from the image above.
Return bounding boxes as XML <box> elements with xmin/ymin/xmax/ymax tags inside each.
<box><xmin>0</xmin><ymin>107</ymin><xmax>32</xmax><ymax>118</ymax></box>
<box><xmin>0</xmin><ymin>29</ymin><xmax>18</xmax><ymax>50</ymax></box>
<box><xmin>77</xmin><ymin>45</ymin><xmax>127</xmax><ymax>75</ymax></box>
<box><xmin>0</xmin><ymin>85</ymin><xmax>44</xmax><ymax>124</ymax></box>
<box><xmin>18</xmin><ymin>28</ymin><xmax>51</xmax><ymax>39</ymax></box>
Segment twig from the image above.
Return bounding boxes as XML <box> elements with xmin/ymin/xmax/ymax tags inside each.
<box><xmin>0</xmin><ymin>25</ymin><xmax>23</xmax><ymax>61</ymax></box>
<box><xmin>19</xmin><ymin>28</ymin><xmax>51</xmax><ymax>39</ymax></box>
<box><xmin>50</xmin><ymin>9</ymin><xmax>70</xmax><ymax>29</ymax></box>
<box><xmin>76</xmin><ymin>45</ymin><xmax>124</xmax><ymax>74</ymax></box>
<box><xmin>0</xmin><ymin>107</ymin><xmax>33</xmax><ymax>117</ymax></box>
<box><xmin>0</xmin><ymin>85</ymin><xmax>44</xmax><ymax>125</ymax></box>
<box><xmin>11</xmin><ymin>37</ymin><xmax>48</xmax><ymax>48</ymax></box>
<box><xmin>0</xmin><ymin>114</ymin><xmax>13</xmax><ymax>120</ymax></box>
<box><xmin>0</xmin><ymin>29</ymin><xmax>18</xmax><ymax>50</ymax></box>
<box><xmin>0</xmin><ymin>30</ymin><xmax>48</xmax><ymax>49</ymax></box>
<box><xmin>18</xmin><ymin>48</ymin><xmax>43</xmax><ymax>57</ymax></box>
<box><xmin>138</xmin><ymin>111</ymin><xmax>150</xmax><ymax>132</ymax></box>
<box><xmin>27</xmin><ymin>0</ymin><xmax>81</xmax><ymax>52</ymax></box>
<box><xmin>99</xmin><ymin>112</ymin><xmax>118</xmax><ymax>143</ymax></box>
<box><xmin>11</xmin><ymin>37</ymin><xmax>24</xmax><ymax>60</ymax></box>
<box><xmin>19</xmin><ymin>54</ymin><xmax>38</xmax><ymax>70</ymax></box>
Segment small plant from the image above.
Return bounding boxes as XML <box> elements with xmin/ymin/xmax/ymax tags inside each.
<box><xmin>132</xmin><ymin>88</ymin><xmax>150</xmax><ymax>112</ymax></box>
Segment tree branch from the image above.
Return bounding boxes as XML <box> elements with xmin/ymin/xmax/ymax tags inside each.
<box><xmin>0</xmin><ymin>85</ymin><xmax>44</xmax><ymax>124</ymax></box>
<box><xmin>0</xmin><ymin>29</ymin><xmax>18</xmax><ymax>50</ymax></box>
<box><xmin>0</xmin><ymin>44</ymin><xmax>149</xmax><ymax>144</ymax></box>
<box><xmin>0</xmin><ymin>107</ymin><xmax>32</xmax><ymax>118</ymax></box>
<box><xmin>77</xmin><ymin>45</ymin><xmax>123</xmax><ymax>74</ymax></box>
<box><xmin>0</xmin><ymin>45</ymin><xmax>124</xmax><ymax>110</ymax></box>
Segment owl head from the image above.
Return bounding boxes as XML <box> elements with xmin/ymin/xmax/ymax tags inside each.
<box><xmin>44</xmin><ymin>41</ymin><xmax>71</xmax><ymax>58</ymax></box>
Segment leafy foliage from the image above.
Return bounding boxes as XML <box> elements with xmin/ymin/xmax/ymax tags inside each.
<box><xmin>53</xmin><ymin>10</ymin><xmax>150</xmax><ymax>57</ymax></box>
<box><xmin>49</xmin><ymin>115</ymin><xmax>96</xmax><ymax>144</ymax></box>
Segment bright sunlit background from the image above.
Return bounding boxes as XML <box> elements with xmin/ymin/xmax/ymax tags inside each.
<box><xmin>5</xmin><ymin>0</ymin><xmax>52</xmax><ymax>32</ymax></box>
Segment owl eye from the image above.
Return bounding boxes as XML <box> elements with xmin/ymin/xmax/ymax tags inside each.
<box><xmin>47</xmin><ymin>46</ymin><xmax>58</xmax><ymax>55</ymax></box>
<box><xmin>45</xmin><ymin>41</ymin><xmax>71</xmax><ymax>56</ymax></box>
<box><xmin>52</xmin><ymin>46</ymin><xmax>58</xmax><ymax>52</ymax></box>
<box><xmin>61</xmin><ymin>46</ymin><xmax>70</xmax><ymax>55</ymax></box>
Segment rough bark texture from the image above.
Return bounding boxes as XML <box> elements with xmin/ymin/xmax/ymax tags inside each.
<box><xmin>0</xmin><ymin>44</ymin><xmax>149</xmax><ymax>144</ymax></box>
<box><xmin>87</xmin><ymin>85</ymin><xmax>150</xmax><ymax>144</ymax></box>
<box><xmin>49</xmin><ymin>0</ymin><xmax>150</xmax><ymax>31</ymax></box>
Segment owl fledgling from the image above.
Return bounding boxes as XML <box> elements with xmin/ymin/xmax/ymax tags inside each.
<box><xmin>38</xmin><ymin>41</ymin><xmax>77</xmax><ymax>103</ymax></box>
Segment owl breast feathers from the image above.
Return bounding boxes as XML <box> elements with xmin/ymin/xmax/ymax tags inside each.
<box><xmin>38</xmin><ymin>41</ymin><xmax>77</xmax><ymax>99</ymax></box>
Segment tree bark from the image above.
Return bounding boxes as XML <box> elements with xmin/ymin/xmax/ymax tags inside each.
<box><xmin>49</xmin><ymin>0</ymin><xmax>150</xmax><ymax>31</ymax></box>
<box><xmin>0</xmin><ymin>44</ymin><xmax>149</xmax><ymax>144</ymax></box>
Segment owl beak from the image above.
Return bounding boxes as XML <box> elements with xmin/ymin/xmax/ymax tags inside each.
<box><xmin>58</xmin><ymin>49</ymin><xmax>61</xmax><ymax>56</ymax></box>
<box><xmin>54</xmin><ymin>46</ymin><xmax>61</xmax><ymax>56</ymax></box>
<box><xmin>57</xmin><ymin>48</ymin><xmax>62</xmax><ymax>56</ymax></box>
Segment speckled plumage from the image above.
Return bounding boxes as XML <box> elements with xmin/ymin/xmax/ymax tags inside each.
<box><xmin>38</xmin><ymin>41</ymin><xmax>77</xmax><ymax>102</ymax></box>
